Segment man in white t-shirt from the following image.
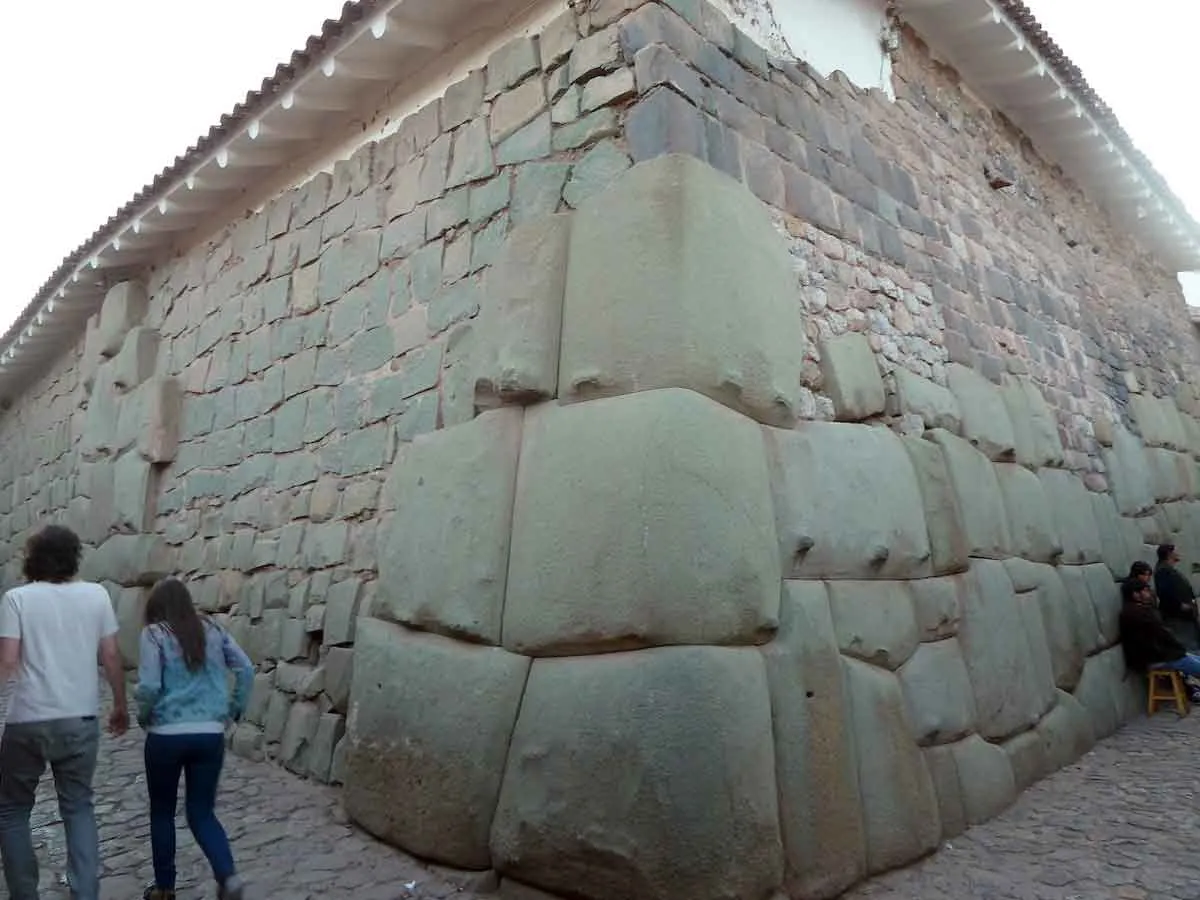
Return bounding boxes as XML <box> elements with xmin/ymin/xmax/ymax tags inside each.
<box><xmin>0</xmin><ymin>525</ymin><xmax>129</xmax><ymax>900</ymax></box>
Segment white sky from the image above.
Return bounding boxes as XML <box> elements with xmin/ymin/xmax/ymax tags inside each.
<box><xmin>0</xmin><ymin>0</ymin><xmax>1196</xmax><ymax>334</ymax></box>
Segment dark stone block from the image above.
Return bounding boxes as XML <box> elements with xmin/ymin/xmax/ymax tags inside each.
<box><xmin>742</xmin><ymin>141</ymin><xmax>785</xmax><ymax>208</ymax></box>
<box><xmin>850</xmin><ymin>133</ymin><xmax>884</xmax><ymax>187</ymax></box>
<box><xmin>626</xmin><ymin>87</ymin><xmax>706</xmax><ymax>163</ymax></box>
<box><xmin>878</xmin><ymin>220</ymin><xmax>907</xmax><ymax>266</ymax></box>
<box><xmin>632</xmin><ymin>44</ymin><xmax>705</xmax><ymax>105</ymax></box>
<box><xmin>619</xmin><ymin>3</ymin><xmax>697</xmax><ymax>62</ymax></box>
<box><xmin>783</xmin><ymin>164</ymin><xmax>841</xmax><ymax>235</ymax></box>
<box><xmin>703</xmin><ymin>115</ymin><xmax>744</xmax><ymax>181</ymax></box>
<box><xmin>883</xmin><ymin>164</ymin><xmax>921</xmax><ymax>209</ymax></box>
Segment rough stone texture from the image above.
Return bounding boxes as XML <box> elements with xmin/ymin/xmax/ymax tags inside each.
<box><xmin>558</xmin><ymin>154</ymin><xmax>804</xmax><ymax>427</ymax></box>
<box><xmin>1037</xmin><ymin>469</ymin><xmax>1104</xmax><ymax>565</ymax></box>
<box><xmin>900</xmin><ymin>437</ymin><xmax>969</xmax><ymax>576</ymax></box>
<box><xmin>843</xmin><ymin>658</ymin><xmax>941</xmax><ymax>875</ymax></box>
<box><xmin>766</xmin><ymin>422</ymin><xmax>932</xmax><ymax>580</ymax></box>
<box><xmin>343</xmin><ymin>619</ymin><xmax>529</xmax><ymax>869</ymax></box>
<box><xmin>949</xmin><ymin>735</ymin><xmax>1016</xmax><ymax>826</ymax></box>
<box><xmin>762</xmin><ymin>582</ymin><xmax>866</xmax><ymax>900</ymax></box>
<box><xmin>1101</xmin><ymin>425</ymin><xmax>1157</xmax><ymax>517</ymax></box>
<box><xmin>504</xmin><ymin>389</ymin><xmax>780</xmax><ymax>655</ymax></box>
<box><xmin>376</xmin><ymin>408</ymin><xmax>523</xmax><ymax>644</ymax></box>
<box><xmin>828</xmin><ymin>580</ymin><xmax>919</xmax><ymax>670</ymax></box>
<box><xmin>957</xmin><ymin>560</ymin><xmax>1056</xmax><ymax>741</ymax></box>
<box><xmin>820</xmin><ymin>332</ymin><xmax>886</xmax><ymax>422</ymax></box>
<box><xmin>946</xmin><ymin>364</ymin><xmax>1016</xmax><ymax>462</ymax></box>
<box><xmin>994</xmin><ymin>463</ymin><xmax>1062</xmax><ymax>564</ymax></box>
<box><xmin>908</xmin><ymin>576</ymin><xmax>964</xmax><ymax>642</ymax></box>
<box><xmin>891</xmin><ymin>370</ymin><xmax>961</xmax><ymax>433</ymax></box>
<box><xmin>926</xmin><ymin>430</ymin><xmax>1012</xmax><ymax>560</ymax></box>
<box><xmin>898</xmin><ymin>639</ymin><xmax>977</xmax><ymax>746</ymax></box>
<box><xmin>491</xmin><ymin>647</ymin><xmax>784</xmax><ymax>900</ymax></box>
<box><xmin>474</xmin><ymin>215</ymin><xmax>571</xmax><ymax>406</ymax></box>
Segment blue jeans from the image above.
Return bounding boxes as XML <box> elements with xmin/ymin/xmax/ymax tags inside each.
<box><xmin>144</xmin><ymin>732</ymin><xmax>236</xmax><ymax>890</ymax></box>
<box><xmin>0</xmin><ymin>717</ymin><xmax>101</xmax><ymax>900</ymax></box>
<box><xmin>1152</xmin><ymin>654</ymin><xmax>1200</xmax><ymax>678</ymax></box>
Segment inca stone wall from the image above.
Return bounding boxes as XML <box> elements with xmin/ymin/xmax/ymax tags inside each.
<box><xmin>1</xmin><ymin>0</ymin><xmax>1199</xmax><ymax>897</ymax></box>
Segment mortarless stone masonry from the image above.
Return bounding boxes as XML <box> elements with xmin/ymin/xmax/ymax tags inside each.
<box><xmin>2</xmin><ymin>1</ymin><xmax>1200</xmax><ymax>898</ymax></box>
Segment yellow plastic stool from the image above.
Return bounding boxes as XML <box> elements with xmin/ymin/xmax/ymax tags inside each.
<box><xmin>1147</xmin><ymin>669</ymin><xmax>1190</xmax><ymax>717</ymax></box>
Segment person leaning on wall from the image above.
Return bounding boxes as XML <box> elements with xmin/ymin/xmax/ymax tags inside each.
<box><xmin>1154</xmin><ymin>543</ymin><xmax>1200</xmax><ymax>651</ymax></box>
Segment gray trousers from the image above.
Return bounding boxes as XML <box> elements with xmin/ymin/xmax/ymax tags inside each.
<box><xmin>0</xmin><ymin>717</ymin><xmax>100</xmax><ymax>900</ymax></box>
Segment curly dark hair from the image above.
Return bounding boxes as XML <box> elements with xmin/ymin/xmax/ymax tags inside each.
<box><xmin>23</xmin><ymin>525</ymin><xmax>82</xmax><ymax>584</ymax></box>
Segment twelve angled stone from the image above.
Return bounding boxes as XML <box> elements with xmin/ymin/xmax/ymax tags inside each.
<box><xmin>766</xmin><ymin>422</ymin><xmax>932</xmax><ymax>580</ymax></box>
<box><xmin>946</xmin><ymin>364</ymin><xmax>1015</xmax><ymax>461</ymax></box>
<box><xmin>898</xmin><ymin>638</ymin><xmax>977</xmax><ymax>746</ymax></box>
<box><xmin>490</xmin><ymin>647</ymin><xmax>784</xmax><ymax>900</ymax></box>
<box><xmin>504</xmin><ymin>389</ymin><xmax>780</xmax><ymax>655</ymax></box>
<box><xmin>559</xmin><ymin>154</ymin><xmax>803</xmax><ymax>426</ymax></box>
<box><xmin>761</xmin><ymin>582</ymin><xmax>866</xmax><ymax>900</ymax></box>
<box><xmin>819</xmin><ymin>332</ymin><xmax>886</xmax><ymax>422</ymax></box>
<box><xmin>828</xmin><ymin>580</ymin><xmax>919</xmax><ymax>670</ymax></box>
<box><xmin>343</xmin><ymin>620</ymin><xmax>529</xmax><ymax>869</ymax></box>
<box><xmin>377</xmin><ymin>408</ymin><xmax>523</xmax><ymax>645</ymax></box>
<box><xmin>475</xmin><ymin>215</ymin><xmax>571</xmax><ymax>407</ymax></box>
<box><xmin>908</xmin><ymin>575</ymin><xmax>964</xmax><ymax>642</ymax></box>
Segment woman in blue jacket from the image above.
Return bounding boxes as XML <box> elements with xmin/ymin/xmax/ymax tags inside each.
<box><xmin>135</xmin><ymin>578</ymin><xmax>254</xmax><ymax>900</ymax></box>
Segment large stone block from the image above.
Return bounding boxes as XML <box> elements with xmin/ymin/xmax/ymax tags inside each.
<box><xmin>1090</xmin><ymin>491</ymin><xmax>1138</xmax><ymax>581</ymax></box>
<box><xmin>1147</xmin><ymin>447</ymin><xmax>1189</xmax><ymax>502</ymax></box>
<box><xmin>1036</xmin><ymin>690</ymin><xmax>1095</xmax><ymax>773</ymax></box>
<box><xmin>377</xmin><ymin>409</ymin><xmax>523</xmax><ymax>644</ymax></box>
<box><xmin>80</xmin><ymin>366</ymin><xmax>121</xmax><ymax>459</ymax></box>
<box><xmin>111</xmin><ymin>326</ymin><xmax>161</xmax><ymax>390</ymax></box>
<box><xmin>828</xmin><ymin>581</ymin><xmax>919</xmax><ymax>670</ymax></box>
<box><xmin>762</xmin><ymin>582</ymin><xmax>866</xmax><ymax>900</ymax></box>
<box><xmin>112</xmin><ymin>452</ymin><xmax>153</xmax><ymax>532</ymax></box>
<box><xmin>1082</xmin><ymin>563</ymin><xmax>1120</xmax><ymax>648</ymax></box>
<box><xmin>81</xmin><ymin>535</ymin><xmax>173</xmax><ymax>587</ymax></box>
<box><xmin>1101</xmin><ymin>426</ymin><xmax>1156</xmax><ymax>516</ymax></box>
<box><xmin>491</xmin><ymin>647</ymin><xmax>783</xmax><ymax>900</ymax></box>
<box><xmin>558</xmin><ymin>154</ymin><xmax>803</xmax><ymax>427</ymax></box>
<box><xmin>922</xmin><ymin>745</ymin><xmax>967</xmax><ymax>841</ymax></box>
<box><xmin>843</xmin><ymin>659</ymin><xmax>941</xmax><ymax>874</ymax></box>
<box><xmin>1057</xmin><ymin>565</ymin><xmax>1106</xmax><ymax>658</ymax></box>
<box><xmin>1130</xmin><ymin>394</ymin><xmax>1188</xmax><ymax>450</ymax></box>
<box><xmin>891</xmin><ymin>369</ymin><xmax>960</xmax><ymax>433</ymax></box>
<box><xmin>343</xmin><ymin>620</ymin><xmax>529</xmax><ymax>869</ymax></box>
<box><xmin>950</xmin><ymin>735</ymin><xmax>1016</xmax><ymax>826</ymax></box>
<box><xmin>926</xmin><ymin>430</ymin><xmax>1011</xmax><ymax>560</ymax></box>
<box><xmin>475</xmin><ymin>215</ymin><xmax>571</xmax><ymax>407</ymax></box>
<box><xmin>766</xmin><ymin>423</ymin><xmax>932</xmax><ymax>580</ymax></box>
<box><xmin>116</xmin><ymin>376</ymin><xmax>184</xmax><ymax>464</ymax></box>
<box><xmin>819</xmin><ymin>333</ymin><xmax>885</xmax><ymax>422</ymax></box>
<box><xmin>1020</xmin><ymin>563</ymin><xmax>1084</xmax><ymax>691</ymax></box>
<box><xmin>900</xmin><ymin>437</ymin><xmax>969</xmax><ymax>575</ymax></box>
<box><xmin>957</xmin><ymin>560</ymin><xmax>1056</xmax><ymax>740</ymax></box>
<box><xmin>504</xmin><ymin>389</ymin><xmax>780</xmax><ymax>655</ymax></box>
<box><xmin>898</xmin><ymin>638</ymin><xmax>977</xmax><ymax>746</ymax></box>
<box><xmin>998</xmin><ymin>378</ymin><xmax>1063</xmax><ymax>468</ymax></box>
<box><xmin>1072</xmin><ymin>646</ymin><xmax>1125</xmax><ymax>740</ymax></box>
<box><xmin>1003</xmin><ymin>728</ymin><xmax>1050</xmax><ymax>793</ymax></box>
<box><xmin>995</xmin><ymin>463</ymin><xmax>1062</xmax><ymax>563</ymax></box>
<box><xmin>908</xmin><ymin>576</ymin><xmax>964</xmax><ymax>641</ymax></box>
<box><xmin>946</xmin><ymin>364</ymin><xmax>1015</xmax><ymax>461</ymax></box>
<box><xmin>1037</xmin><ymin>469</ymin><xmax>1102</xmax><ymax>565</ymax></box>
<box><xmin>97</xmin><ymin>281</ymin><xmax>149</xmax><ymax>357</ymax></box>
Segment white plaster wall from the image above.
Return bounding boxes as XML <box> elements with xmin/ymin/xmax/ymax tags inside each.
<box><xmin>712</xmin><ymin>0</ymin><xmax>893</xmax><ymax>95</ymax></box>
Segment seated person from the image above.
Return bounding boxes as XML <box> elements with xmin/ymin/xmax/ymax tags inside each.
<box><xmin>1120</xmin><ymin>577</ymin><xmax>1200</xmax><ymax>700</ymax></box>
<box><xmin>1154</xmin><ymin>543</ymin><xmax>1199</xmax><ymax>650</ymax></box>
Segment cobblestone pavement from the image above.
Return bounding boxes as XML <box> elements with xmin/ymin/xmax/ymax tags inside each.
<box><xmin>8</xmin><ymin>711</ymin><xmax>1200</xmax><ymax>900</ymax></box>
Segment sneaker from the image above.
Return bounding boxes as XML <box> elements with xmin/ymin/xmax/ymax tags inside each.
<box><xmin>218</xmin><ymin>874</ymin><xmax>246</xmax><ymax>900</ymax></box>
<box><xmin>143</xmin><ymin>887</ymin><xmax>176</xmax><ymax>900</ymax></box>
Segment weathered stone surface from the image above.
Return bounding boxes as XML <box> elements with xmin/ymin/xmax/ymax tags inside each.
<box><xmin>117</xmin><ymin>376</ymin><xmax>184</xmax><ymax>464</ymax></box>
<box><xmin>112</xmin><ymin>452</ymin><xmax>152</xmax><ymax>532</ymax></box>
<box><xmin>1020</xmin><ymin>563</ymin><xmax>1084</xmax><ymax>691</ymax></box>
<box><xmin>1035</xmin><ymin>469</ymin><xmax>1103</xmax><ymax>565</ymax></box>
<box><xmin>1035</xmin><ymin>689</ymin><xmax>1096</xmax><ymax>772</ymax></box>
<box><xmin>995</xmin><ymin>462</ymin><xmax>1062</xmax><ymax>563</ymax></box>
<box><xmin>957</xmin><ymin>560</ymin><xmax>1056</xmax><ymax>740</ymax></box>
<box><xmin>843</xmin><ymin>659</ymin><xmax>941</xmax><ymax>875</ymax></box>
<box><xmin>908</xmin><ymin>576</ymin><xmax>964</xmax><ymax>641</ymax></box>
<box><xmin>828</xmin><ymin>581</ymin><xmax>919</xmax><ymax>670</ymax></box>
<box><xmin>820</xmin><ymin>332</ymin><xmax>886</xmax><ymax>422</ymax></box>
<box><xmin>1130</xmin><ymin>394</ymin><xmax>1187</xmax><ymax>449</ymax></box>
<box><xmin>1091</xmin><ymin>490</ymin><xmax>1138</xmax><ymax>581</ymax></box>
<box><xmin>1082</xmin><ymin>563</ymin><xmax>1120</xmax><ymax>648</ymax></box>
<box><xmin>111</xmin><ymin>327</ymin><xmax>160</xmax><ymax>390</ymax></box>
<box><xmin>922</xmin><ymin>745</ymin><xmax>967</xmax><ymax>841</ymax></box>
<box><xmin>82</xmin><ymin>535</ymin><xmax>173</xmax><ymax>587</ymax></box>
<box><xmin>491</xmin><ymin>647</ymin><xmax>783</xmax><ymax>900</ymax></box>
<box><xmin>900</xmin><ymin>437</ymin><xmax>969</xmax><ymax>575</ymax></box>
<box><xmin>559</xmin><ymin>154</ymin><xmax>803</xmax><ymax>427</ymax></box>
<box><xmin>475</xmin><ymin>215</ymin><xmax>570</xmax><ymax>407</ymax></box>
<box><xmin>950</xmin><ymin>735</ymin><xmax>1016</xmax><ymax>826</ymax></box>
<box><xmin>344</xmin><ymin>620</ymin><xmax>529</xmax><ymax>869</ymax></box>
<box><xmin>898</xmin><ymin>639</ymin><xmax>977</xmax><ymax>746</ymax></box>
<box><xmin>97</xmin><ymin>281</ymin><xmax>149</xmax><ymax>357</ymax></box>
<box><xmin>926</xmin><ymin>430</ymin><xmax>1012</xmax><ymax>560</ymax></box>
<box><xmin>1003</xmin><ymin>729</ymin><xmax>1050</xmax><ymax>793</ymax></box>
<box><xmin>762</xmin><ymin>582</ymin><xmax>866</xmax><ymax>900</ymax></box>
<box><xmin>1102</xmin><ymin>425</ymin><xmax>1156</xmax><ymax>516</ymax></box>
<box><xmin>892</xmin><ymin>369</ymin><xmax>961</xmax><ymax>433</ymax></box>
<box><xmin>504</xmin><ymin>389</ymin><xmax>780</xmax><ymax>655</ymax></box>
<box><xmin>946</xmin><ymin>364</ymin><xmax>1016</xmax><ymax>461</ymax></box>
<box><xmin>1147</xmin><ymin>447</ymin><xmax>1189</xmax><ymax>502</ymax></box>
<box><xmin>377</xmin><ymin>408</ymin><xmax>523</xmax><ymax>645</ymax></box>
<box><xmin>766</xmin><ymin>423</ymin><xmax>932</xmax><ymax>580</ymax></box>
<box><xmin>998</xmin><ymin>378</ymin><xmax>1063</xmax><ymax>468</ymax></box>
<box><xmin>1072</xmin><ymin>646</ymin><xmax>1125</xmax><ymax>740</ymax></box>
<box><xmin>1057</xmin><ymin>565</ymin><xmax>1106</xmax><ymax>658</ymax></box>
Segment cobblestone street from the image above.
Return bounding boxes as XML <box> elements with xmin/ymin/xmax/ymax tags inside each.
<box><xmin>7</xmin><ymin>711</ymin><xmax>1200</xmax><ymax>899</ymax></box>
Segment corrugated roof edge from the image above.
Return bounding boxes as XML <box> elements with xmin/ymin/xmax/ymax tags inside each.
<box><xmin>8</xmin><ymin>0</ymin><xmax>1197</xmax><ymax>367</ymax></box>
<box><xmin>1</xmin><ymin>0</ymin><xmax>379</xmax><ymax>355</ymax></box>
<box><xmin>993</xmin><ymin>0</ymin><xmax>1200</xmax><ymax>246</ymax></box>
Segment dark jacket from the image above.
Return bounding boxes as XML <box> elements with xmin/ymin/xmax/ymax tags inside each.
<box><xmin>1154</xmin><ymin>562</ymin><xmax>1195</xmax><ymax>621</ymax></box>
<box><xmin>1120</xmin><ymin>602</ymin><xmax>1187</xmax><ymax>673</ymax></box>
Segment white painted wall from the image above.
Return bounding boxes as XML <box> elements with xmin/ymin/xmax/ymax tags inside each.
<box><xmin>1180</xmin><ymin>272</ymin><xmax>1200</xmax><ymax>307</ymax></box>
<box><xmin>711</xmin><ymin>0</ymin><xmax>893</xmax><ymax>95</ymax></box>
